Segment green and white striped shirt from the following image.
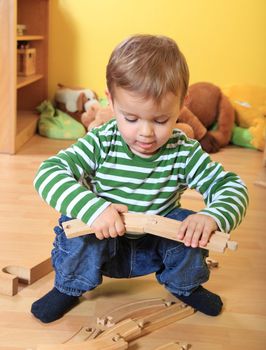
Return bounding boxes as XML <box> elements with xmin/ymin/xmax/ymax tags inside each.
<box><xmin>34</xmin><ymin>119</ymin><xmax>248</xmax><ymax>233</ymax></box>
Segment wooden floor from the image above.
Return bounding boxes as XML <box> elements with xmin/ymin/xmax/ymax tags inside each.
<box><xmin>0</xmin><ymin>135</ymin><xmax>265</xmax><ymax>350</ymax></box>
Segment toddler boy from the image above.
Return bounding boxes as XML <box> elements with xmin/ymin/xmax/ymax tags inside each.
<box><xmin>31</xmin><ymin>34</ymin><xmax>248</xmax><ymax>323</ymax></box>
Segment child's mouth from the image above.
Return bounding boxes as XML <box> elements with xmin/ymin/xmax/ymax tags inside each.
<box><xmin>136</xmin><ymin>141</ymin><xmax>155</xmax><ymax>150</ymax></box>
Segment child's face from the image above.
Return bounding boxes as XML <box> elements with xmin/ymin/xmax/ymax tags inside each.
<box><xmin>107</xmin><ymin>87</ymin><xmax>181</xmax><ymax>157</ymax></box>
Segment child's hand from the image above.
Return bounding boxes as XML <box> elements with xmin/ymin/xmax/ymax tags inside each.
<box><xmin>177</xmin><ymin>214</ymin><xmax>218</xmax><ymax>248</ymax></box>
<box><xmin>91</xmin><ymin>203</ymin><xmax>128</xmax><ymax>240</ymax></box>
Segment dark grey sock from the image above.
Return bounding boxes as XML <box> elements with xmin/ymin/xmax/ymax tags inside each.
<box><xmin>174</xmin><ymin>286</ymin><xmax>223</xmax><ymax>316</ymax></box>
<box><xmin>31</xmin><ymin>287</ymin><xmax>79</xmax><ymax>323</ymax></box>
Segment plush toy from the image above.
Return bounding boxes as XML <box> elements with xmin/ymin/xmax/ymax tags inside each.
<box><xmin>81</xmin><ymin>82</ymin><xmax>235</xmax><ymax>153</ymax></box>
<box><xmin>222</xmin><ymin>85</ymin><xmax>266</xmax><ymax>151</ymax></box>
<box><xmin>179</xmin><ymin>82</ymin><xmax>235</xmax><ymax>153</ymax></box>
<box><xmin>81</xmin><ymin>99</ymin><xmax>196</xmax><ymax>138</ymax></box>
<box><xmin>55</xmin><ymin>83</ymin><xmax>99</xmax><ymax>122</ymax></box>
<box><xmin>81</xmin><ymin>99</ymin><xmax>114</xmax><ymax>130</ymax></box>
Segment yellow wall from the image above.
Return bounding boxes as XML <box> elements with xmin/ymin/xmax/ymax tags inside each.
<box><xmin>48</xmin><ymin>0</ymin><xmax>266</xmax><ymax>98</ymax></box>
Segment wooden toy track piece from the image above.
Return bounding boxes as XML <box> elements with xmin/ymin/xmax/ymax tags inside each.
<box><xmin>96</xmin><ymin>302</ymin><xmax>193</xmax><ymax>342</ymax></box>
<box><xmin>62</xmin><ymin>213</ymin><xmax>238</xmax><ymax>253</ymax></box>
<box><xmin>64</xmin><ymin>298</ymin><xmax>180</xmax><ymax>344</ymax></box>
<box><xmin>37</xmin><ymin>302</ymin><xmax>194</xmax><ymax>350</ymax></box>
<box><xmin>206</xmin><ymin>258</ymin><xmax>219</xmax><ymax>269</ymax></box>
<box><xmin>96</xmin><ymin>297</ymin><xmax>175</xmax><ymax>329</ymax></box>
<box><xmin>134</xmin><ymin>302</ymin><xmax>194</xmax><ymax>337</ymax></box>
<box><xmin>153</xmin><ymin>342</ymin><xmax>190</xmax><ymax>350</ymax></box>
<box><xmin>0</xmin><ymin>258</ymin><xmax>52</xmax><ymax>296</ymax></box>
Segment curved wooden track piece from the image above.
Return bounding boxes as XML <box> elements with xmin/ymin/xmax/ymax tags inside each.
<box><xmin>96</xmin><ymin>302</ymin><xmax>194</xmax><ymax>342</ymax></box>
<box><xmin>153</xmin><ymin>342</ymin><xmax>190</xmax><ymax>350</ymax></box>
<box><xmin>63</xmin><ymin>213</ymin><xmax>238</xmax><ymax>253</ymax></box>
<box><xmin>37</xmin><ymin>301</ymin><xmax>194</xmax><ymax>349</ymax></box>
<box><xmin>63</xmin><ymin>327</ymin><xmax>101</xmax><ymax>344</ymax></box>
<box><xmin>97</xmin><ymin>298</ymin><xmax>174</xmax><ymax>328</ymax></box>
<box><xmin>64</xmin><ymin>298</ymin><xmax>174</xmax><ymax>344</ymax></box>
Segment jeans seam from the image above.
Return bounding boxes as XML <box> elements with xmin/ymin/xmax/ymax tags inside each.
<box><xmin>128</xmin><ymin>241</ymin><xmax>135</xmax><ymax>278</ymax></box>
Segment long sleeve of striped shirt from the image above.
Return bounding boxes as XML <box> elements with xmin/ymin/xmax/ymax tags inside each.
<box><xmin>34</xmin><ymin>120</ymin><xmax>248</xmax><ymax>232</ymax></box>
<box><xmin>33</xmin><ymin>129</ymin><xmax>112</xmax><ymax>226</ymax></box>
<box><xmin>182</xmin><ymin>141</ymin><xmax>248</xmax><ymax>232</ymax></box>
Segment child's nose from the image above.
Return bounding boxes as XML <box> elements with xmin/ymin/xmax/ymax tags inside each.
<box><xmin>140</xmin><ymin>121</ymin><xmax>154</xmax><ymax>137</ymax></box>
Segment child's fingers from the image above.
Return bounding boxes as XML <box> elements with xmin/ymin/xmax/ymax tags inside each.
<box><xmin>177</xmin><ymin>221</ymin><xmax>188</xmax><ymax>240</ymax></box>
<box><xmin>183</xmin><ymin>222</ymin><xmax>197</xmax><ymax>246</ymax></box>
<box><xmin>95</xmin><ymin>230</ymin><xmax>105</xmax><ymax>240</ymax></box>
<box><xmin>191</xmin><ymin>223</ymin><xmax>204</xmax><ymax>247</ymax></box>
<box><xmin>199</xmin><ymin>226</ymin><xmax>212</xmax><ymax>246</ymax></box>
<box><xmin>108</xmin><ymin>225</ymin><xmax>119</xmax><ymax>238</ymax></box>
<box><xmin>115</xmin><ymin>219</ymin><xmax>126</xmax><ymax>236</ymax></box>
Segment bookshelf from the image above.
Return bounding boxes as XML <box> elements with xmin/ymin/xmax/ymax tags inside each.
<box><xmin>0</xmin><ymin>0</ymin><xmax>49</xmax><ymax>154</ymax></box>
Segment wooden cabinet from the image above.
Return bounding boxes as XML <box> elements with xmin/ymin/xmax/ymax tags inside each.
<box><xmin>0</xmin><ymin>0</ymin><xmax>48</xmax><ymax>154</ymax></box>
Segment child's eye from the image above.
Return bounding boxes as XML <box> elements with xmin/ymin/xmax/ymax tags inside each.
<box><xmin>155</xmin><ymin>119</ymin><xmax>169</xmax><ymax>125</ymax></box>
<box><xmin>125</xmin><ymin>117</ymin><xmax>137</xmax><ymax>123</ymax></box>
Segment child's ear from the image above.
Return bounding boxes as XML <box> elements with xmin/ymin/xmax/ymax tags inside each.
<box><xmin>105</xmin><ymin>89</ymin><xmax>114</xmax><ymax>109</ymax></box>
<box><xmin>183</xmin><ymin>93</ymin><xmax>190</xmax><ymax>106</ymax></box>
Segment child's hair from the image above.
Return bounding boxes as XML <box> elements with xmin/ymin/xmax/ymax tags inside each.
<box><xmin>106</xmin><ymin>34</ymin><xmax>189</xmax><ymax>104</ymax></box>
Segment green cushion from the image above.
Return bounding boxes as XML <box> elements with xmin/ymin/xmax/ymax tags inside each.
<box><xmin>37</xmin><ymin>100</ymin><xmax>86</xmax><ymax>140</ymax></box>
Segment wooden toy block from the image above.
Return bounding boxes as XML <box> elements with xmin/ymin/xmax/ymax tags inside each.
<box><xmin>0</xmin><ymin>258</ymin><xmax>52</xmax><ymax>296</ymax></box>
<box><xmin>62</xmin><ymin>213</ymin><xmax>238</xmax><ymax>253</ymax></box>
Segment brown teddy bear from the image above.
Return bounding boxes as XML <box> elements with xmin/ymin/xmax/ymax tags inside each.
<box><xmin>180</xmin><ymin>82</ymin><xmax>235</xmax><ymax>152</ymax></box>
<box><xmin>82</xmin><ymin>82</ymin><xmax>235</xmax><ymax>153</ymax></box>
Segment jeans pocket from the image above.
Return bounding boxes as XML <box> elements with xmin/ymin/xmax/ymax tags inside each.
<box><xmin>160</xmin><ymin>244</ymin><xmax>209</xmax><ymax>291</ymax></box>
<box><xmin>163</xmin><ymin>243</ymin><xmax>185</xmax><ymax>268</ymax></box>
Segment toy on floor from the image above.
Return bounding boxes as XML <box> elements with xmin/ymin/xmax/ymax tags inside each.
<box><xmin>223</xmin><ymin>85</ymin><xmax>266</xmax><ymax>151</ymax></box>
<box><xmin>54</xmin><ymin>83</ymin><xmax>99</xmax><ymax>122</ymax></box>
<box><xmin>37</xmin><ymin>297</ymin><xmax>193</xmax><ymax>350</ymax></box>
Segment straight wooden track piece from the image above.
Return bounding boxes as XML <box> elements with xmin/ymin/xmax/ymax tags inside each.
<box><xmin>136</xmin><ymin>302</ymin><xmax>194</xmax><ymax>337</ymax></box>
<box><xmin>96</xmin><ymin>318</ymin><xmax>142</xmax><ymax>342</ymax></box>
<box><xmin>62</xmin><ymin>213</ymin><xmax>238</xmax><ymax>253</ymax></box>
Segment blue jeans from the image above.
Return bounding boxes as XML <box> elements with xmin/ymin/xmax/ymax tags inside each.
<box><xmin>52</xmin><ymin>208</ymin><xmax>210</xmax><ymax>297</ymax></box>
